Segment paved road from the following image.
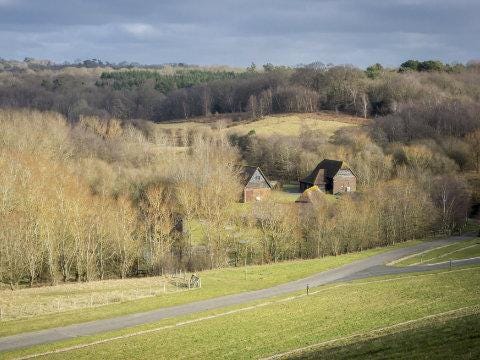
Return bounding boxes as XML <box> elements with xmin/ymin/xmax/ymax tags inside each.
<box><xmin>1</xmin><ymin>234</ymin><xmax>479</xmax><ymax>353</ymax></box>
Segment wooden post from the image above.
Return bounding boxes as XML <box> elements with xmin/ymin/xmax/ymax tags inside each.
<box><xmin>306</xmin><ymin>284</ymin><xmax>309</xmax><ymax>295</ymax></box>
<box><xmin>449</xmin><ymin>259</ymin><xmax>452</xmax><ymax>270</ymax></box>
<box><xmin>244</xmin><ymin>256</ymin><xmax>247</xmax><ymax>280</ymax></box>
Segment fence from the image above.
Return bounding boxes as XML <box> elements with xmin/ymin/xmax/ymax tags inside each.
<box><xmin>0</xmin><ymin>274</ymin><xmax>201</xmax><ymax>322</ymax></box>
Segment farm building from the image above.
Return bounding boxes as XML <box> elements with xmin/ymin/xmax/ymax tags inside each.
<box><xmin>238</xmin><ymin>166</ymin><xmax>272</xmax><ymax>203</ymax></box>
<box><xmin>299</xmin><ymin>159</ymin><xmax>356</xmax><ymax>194</ymax></box>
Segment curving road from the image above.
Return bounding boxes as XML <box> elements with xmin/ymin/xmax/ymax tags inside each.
<box><xmin>1</xmin><ymin>234</ymin><xmax>479</xmax><ymax>352</ymax></box>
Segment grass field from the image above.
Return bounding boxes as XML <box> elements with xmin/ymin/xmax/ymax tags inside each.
<box><xmin>4</xmin><ymin>266</ymin><xmax>480</xmax><ymax>359</ymax></box>
<box><xmin>0</xmin><ymin>241</ymin><xmax>419</xmax><ymax>337</ymax></box>
<box><xmin>226</xmin><ymin>113</ymin><xmax>361</xmax><ymax>137</ymax></box>
<box><xmin>154</xmin><ymin>112</ymin><xmax>365</xmax><ymax>139</ymax></box>
<box><xmin>286</xmin><ymin>310</ymin><xmax>480</xmax><ymax>359</ymax></box>
<box><xmin>394</xmin><ymin>238</ymin><xmax>480</xmax><ymax>266</ymax></box>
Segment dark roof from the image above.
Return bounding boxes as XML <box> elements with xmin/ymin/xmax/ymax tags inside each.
<box><xmin>300</xmin><ymin>159</ymin><xmax>351</xmax><ymax>184</ymax></box>
<box><xmin>237</xmin><ymin>165</ymin><xmax>271</xmax><ymax>188</ymax></box>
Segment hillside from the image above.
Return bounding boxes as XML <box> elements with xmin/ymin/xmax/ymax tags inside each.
<box><xmin>154</xmin><ymin>112</ymin><xmax>366</xmax><ymax>139</ymax></box>
<box><xmin>4</xmin><ymin>265</ymin><xmax>479</xmax><ymax>359</ymax></box>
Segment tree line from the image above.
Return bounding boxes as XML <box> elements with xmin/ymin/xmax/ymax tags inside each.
<box><xmin>0</xmin><ymin>107</ymin><xmax>476</xmax><ymax>288</ymax></box>
<box><xmin>1</xmin><ymin>60</ymin><xmax>479</xmax><ymax>123</ymax></box>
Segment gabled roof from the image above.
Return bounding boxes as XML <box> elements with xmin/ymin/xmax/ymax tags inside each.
<box><xmin>300</xmin><ymin>159</ymin><xmax>352</xmax><ymax>184</ymax></box>
<box><xmin>237</xmin><ymin>165</ymin><xmax>271</xmax><ymax>188</ymax></box>
<box><xmin>334</xmin><ymin>169</ymin><xmax>355</xmax><ymax>177</ymax></box>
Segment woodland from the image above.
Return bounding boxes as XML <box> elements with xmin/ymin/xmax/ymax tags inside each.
<box><xmin>0</xmin><ymin>59</ymin><xmax>479</xmax><ymax>287</ymax></box>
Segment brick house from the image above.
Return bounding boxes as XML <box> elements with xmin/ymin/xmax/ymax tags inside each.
<box><xmin>239</xmin><ymin>166</ymin><xmax>272</xmax><ymax>202</ymax></box>
<box><xmin>299</xmin><ymin>159</ymin><xmax>356</xmax><ymax>194</ymax></box>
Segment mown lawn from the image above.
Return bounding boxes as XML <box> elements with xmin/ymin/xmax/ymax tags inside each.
<box><xmin>289</xmin><ymin>311</ymin><xmax>480</xmax><ymax>359</ymax></box>
<box><xmin>0</xmin><ymin>241</ymin><xmax>418</xmax><ymax>337</ymax></box>
<box><xmin>395</xmin><ymin>238</ymin><xmax>480</xmax><ymax>266</ymax></box>
<box><xmin>4</xmin><ymin>266</ymin><xmax>480</xmax><ymax>359</ymax></box>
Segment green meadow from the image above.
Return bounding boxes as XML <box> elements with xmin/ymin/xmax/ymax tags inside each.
<box><xmin>4</xmin><ymin>267</ymin><xmax>479</xmax><ymax>360</ymax></box>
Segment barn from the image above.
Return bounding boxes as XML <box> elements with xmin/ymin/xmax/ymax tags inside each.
<box><xmin>238</xmin><ymin>166</ymin><xmax>272</xmax><ymax>203</ymax></box>
<box><xmin>299</xmin><ymin>159</ymin><xmax>356</xmax><ymax>194</ymax></box>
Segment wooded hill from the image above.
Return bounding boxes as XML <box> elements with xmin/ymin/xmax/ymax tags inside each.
<box><xmin>1</xmin><ymin>59</ymin><xmax>479</xmax><ymax>122</ymax></box>
<box><xmin>0</xmin><ymin>58</ymin><xmax>479</xmax><ymax>288</ymax></box>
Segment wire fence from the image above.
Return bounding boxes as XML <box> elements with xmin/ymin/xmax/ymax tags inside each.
<box><xmin>0</xmin><ymin>274</ymin><xmax>201</xmax><ymax>322</ymax></box>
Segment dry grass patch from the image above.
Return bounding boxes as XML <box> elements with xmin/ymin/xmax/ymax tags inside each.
<box><xmin>226</xmin><ymin>112</ymin><xmax>366</xmax><ymax>137</ymax></box>
<box><xmin>0</xmin><ymin>276</ymin><xmax>182</xmax><ymax>321</ymax></box>
<box><xmin>154</xmin><ymin>112</ymin><xmax>367</xmax><ymax>139</ymax></box>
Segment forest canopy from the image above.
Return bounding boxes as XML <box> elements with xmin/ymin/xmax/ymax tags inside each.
<box><xmin>1</xmin><ymin>58</ymin><xmax>479</xmax><ymax>122</ymax></box>
<box><xmin>0</xmin><ymin>58</ymin><xmax>479</xmax><ymax>288</ymax></box>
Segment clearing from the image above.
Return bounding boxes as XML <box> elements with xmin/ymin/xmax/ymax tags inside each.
<box><xmin>154</xmin><ymin>112</ymin><xmax>366</xmax><ymax>138</ymax></box>
<box><xmin>226</xmin><ymin>113</ymin><xmax>363</xmax><ymax>137</ymax></box>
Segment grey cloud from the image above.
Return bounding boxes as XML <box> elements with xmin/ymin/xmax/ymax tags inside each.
<box><xmin>0</xmin><ymin>0</ymin><xmax>478</xmax><ymax>67</ymax></box>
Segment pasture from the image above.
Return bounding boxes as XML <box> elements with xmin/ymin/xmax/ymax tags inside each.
<box><xmin>226</xmin><ymin>113</ymin><xmax>363</xmax><ymax>137</ymax></box>
<box><xmin>154</xmin><ymin>112</ymin><xmax>365</xmax><ymax>139</ymax></box>
<box><xmin>0</xmin><ymin>241</ymin><xmax>418</xmax><ymax>337</ymax></box>
<box><xmin>4</xmin><ymin>266</ymin><xmax>480</xmax><ymax>359</ymax></box>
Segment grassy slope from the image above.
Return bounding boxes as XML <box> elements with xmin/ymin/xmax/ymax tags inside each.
<box><xmin>154</xmin><ymin>112</ymin><xmax>364</xmax><ymax>138</ymax></box>
<box><xmin>289</xmin><ymin>312</ymin><xmax>480</xmax><ymax>359</ymax></box>
<box><xmin>226</xmin><ymin>113</ymin><xmax>360</xmax><ymax>137</ymax></box>
<box><xmin>5</xmin><ymin>267</ymin><xmax>480</xmax><ymax>359</ymax></box>
<box><xmin>0</xmin><ymin>241</ymin><xmax>418</xmax><ymax>337</ymax></box>
<box><xmin>395</xmin><ymin>238</ymin><xmax>480</xmax><ymax>266</ymax></box>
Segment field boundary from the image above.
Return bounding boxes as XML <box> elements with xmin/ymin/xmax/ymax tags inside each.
<box><xmin>10</xmin><ymin>267</ymin><xmax>480</xmax><ymax>360</ymax></box>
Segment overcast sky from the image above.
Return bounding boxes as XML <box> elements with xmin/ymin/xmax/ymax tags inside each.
<box><xmin>0</xmin><ymin>0</ymin><xmax>478</xmax><ymax>68</ymax></box>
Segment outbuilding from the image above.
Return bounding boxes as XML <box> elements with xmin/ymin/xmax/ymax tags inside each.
<box><xmin>238</xmin><ymin>166</ymin><xmax>272</xmax><ymax>202</ymax></box>
<box><xmin>299</xmin><ymin>159</ymin><xmax>356</xmax><ymax>194</ymax></box>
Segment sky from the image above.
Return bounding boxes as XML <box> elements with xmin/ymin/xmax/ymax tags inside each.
<box><xmin>0</xmin><ymin>0</ymin><xmax>479</xmax><ymax>68</ymax></box>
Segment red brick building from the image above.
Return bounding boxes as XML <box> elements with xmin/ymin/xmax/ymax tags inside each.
<box><xmin>299</xmin><ymin>159</ymin><xmax>356</xmax><ymax>194</ymax></box>
<box><xmin>239</xmin><ymin>166</ymin><xmax>272</xmax><ymax>202</ymax></box>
